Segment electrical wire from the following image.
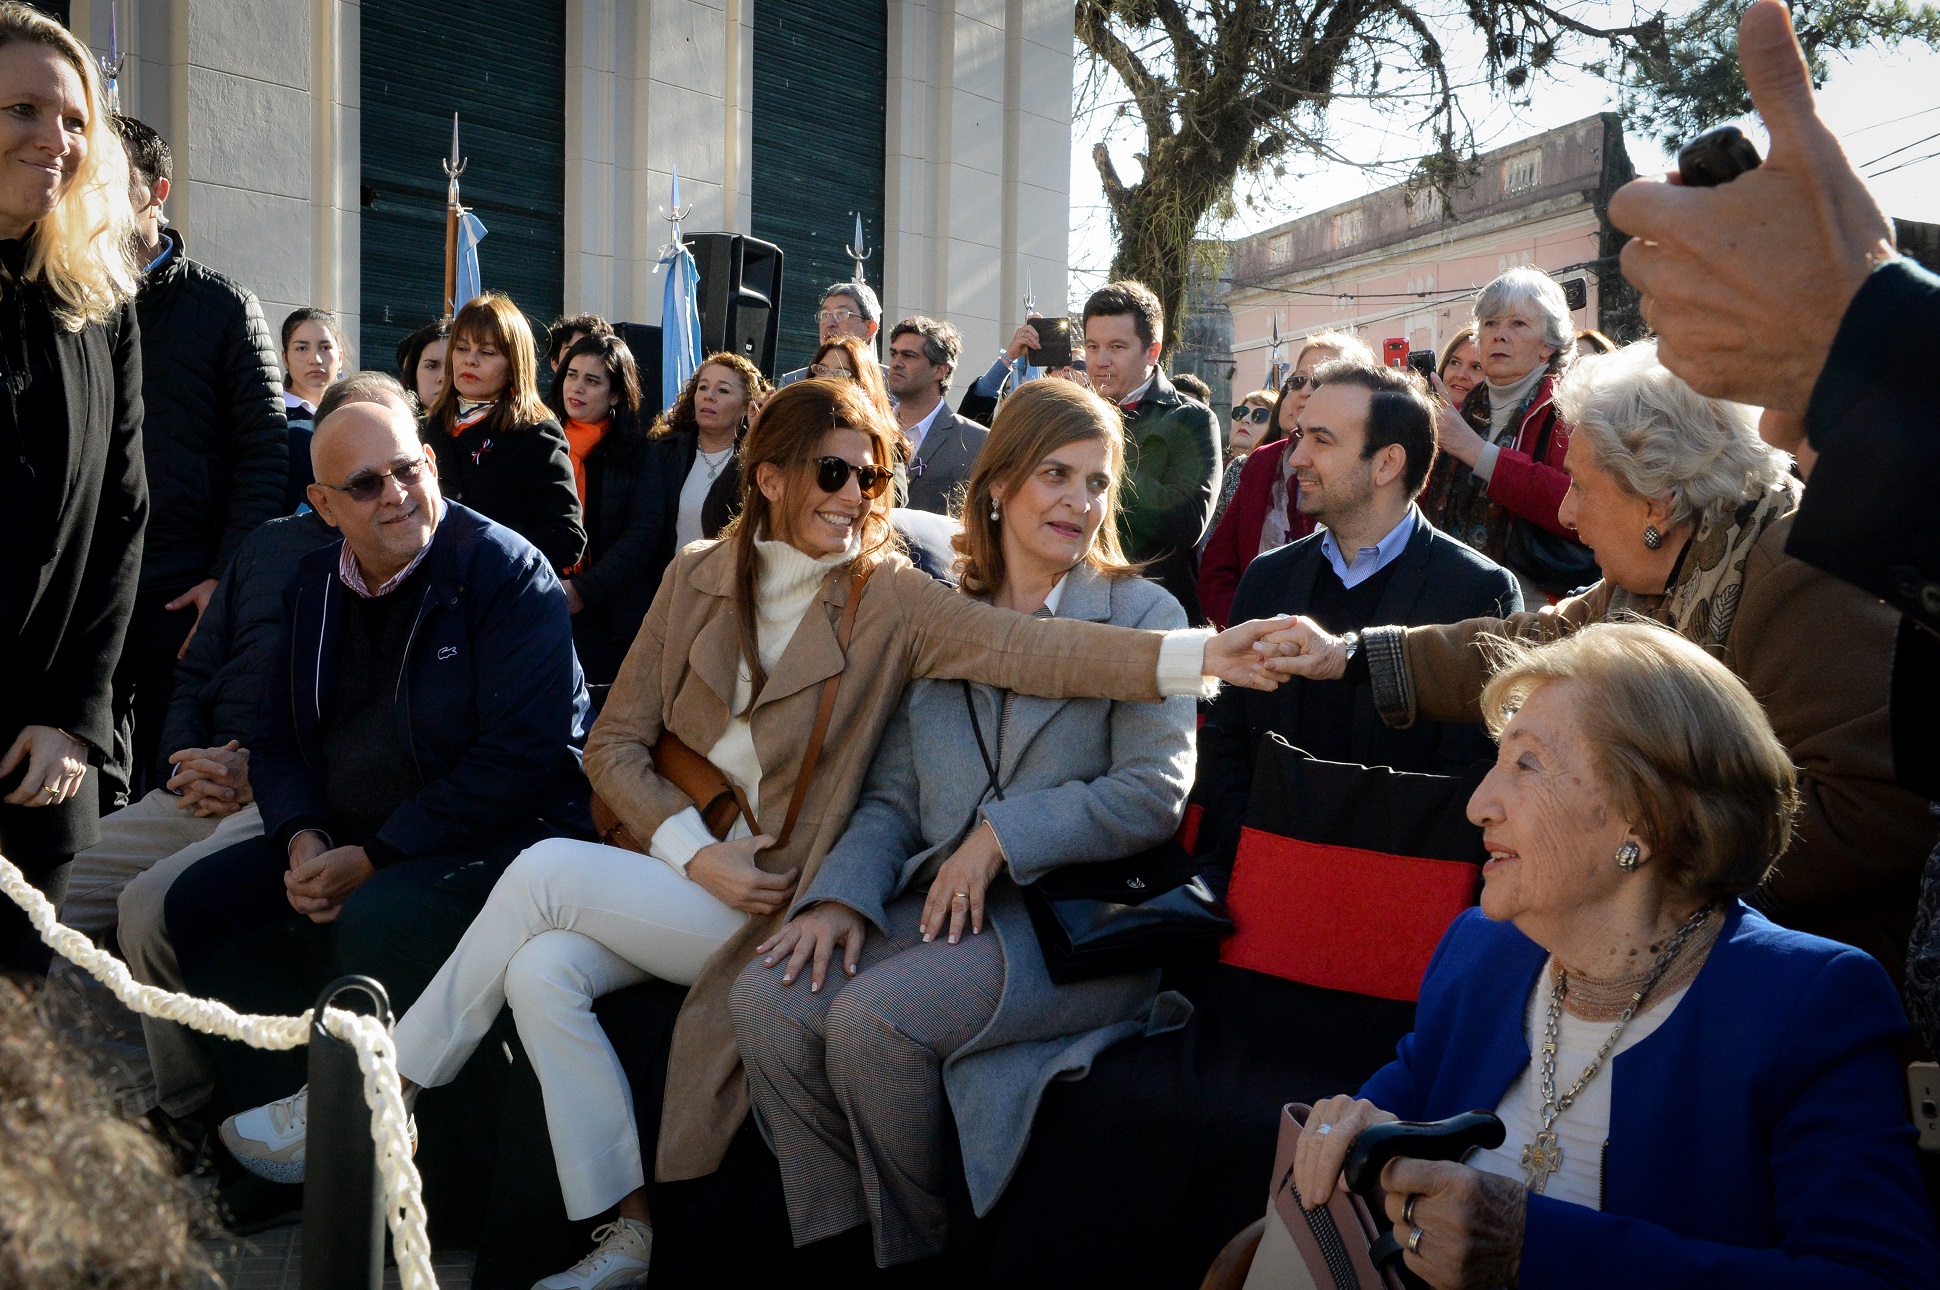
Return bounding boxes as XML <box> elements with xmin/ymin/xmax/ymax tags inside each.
<box><xmin>1861</xmin><ymin>127</ymin><xmax>1940</xmax><ymax>170</ymax></box>
<box><xmin>1868</xmin><ymin>147</ymin><xmax>1940</xmax><ymax>179</ymax></box>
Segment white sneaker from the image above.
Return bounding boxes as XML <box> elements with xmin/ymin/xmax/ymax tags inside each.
<box><xmin>532</xmin><ymin>1218</ymin><xmax>653</xmax><ymax>1290</ymax></box>
<box><xmin>221</xmin><ymin>1087</ymin><xmax>310</xmax><ymax>1184</ymax></box>
<box><xmin>221</xmin><ymin>1086</ymin><xmax>418</xmax><ymax>1186</ymax></box>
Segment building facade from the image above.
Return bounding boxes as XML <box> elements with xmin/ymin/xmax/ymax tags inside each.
<box><xmin>1223</xmin><ymin>114</ymin><xmax>1636</xmax><ymax>391</ymax></box>
<box><xmin>70</xmin><ymin>0</ymin><xmax>1072</xmax><ymax>377</ymax></box>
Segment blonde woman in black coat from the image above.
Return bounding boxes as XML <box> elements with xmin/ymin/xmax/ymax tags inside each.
<box><xmin>0</xmin><ymin>4</ymin><xmax>146</xmax><ymax>971</ymax></box>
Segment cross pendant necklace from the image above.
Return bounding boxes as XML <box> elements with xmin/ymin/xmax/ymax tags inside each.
<box><xmin>1520</xmin><ymin>904</ymin><xmax>1714</xmax><ymax>1195</ymax></box>
<box><xmin>1521</xmin><ymin>1129</ymin><xmax>1563</xmax><ymax>1192</ymax></box>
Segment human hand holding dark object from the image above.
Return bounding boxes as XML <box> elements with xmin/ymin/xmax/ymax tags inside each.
<box><xmin>1608</xmin><ymin>0</ymin><xmax>1896</xmax><ymax>413</ymax></box>
<box><xmin>1380</xmin><ymin>1156</ymin><xmax>1526</xmax><ymax>1290</ymax></box>
<box><xmin>1290</xmin><ymin>1094</ymin><xmax>1399</xmax><ymax>1209</ymax></box>
<box><xmin>758</xmin><ymin>901</ymin><xmax>866</xmax><ymax>991</ymax></box>
<box><xmin>688</xmin><ymin>833</ymin><xmax>795</xmax><ymax>915</ymax></box>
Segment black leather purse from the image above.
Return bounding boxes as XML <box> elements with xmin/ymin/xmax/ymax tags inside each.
<box><xmin>959</xmin><ymin>682</ymin><xmax>1231</xmax><ymax>984</ymax></box>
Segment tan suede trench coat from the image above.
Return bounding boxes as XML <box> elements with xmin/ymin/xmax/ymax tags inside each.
<box><xmin>583</xmin><ymin>538</ymin><xmax>1177</xmax><ymax>1180</ymax></box>
<box><xmin>1384</xmin><ymin>514</ymin><xmax>1932</xmax><ymax>980</ymax></box>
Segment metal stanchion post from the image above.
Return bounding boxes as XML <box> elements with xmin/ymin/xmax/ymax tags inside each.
<box><xmin>300</xmin><ymin>977</ymin><xmax>392</xmax><ymax>1290</ymax></box>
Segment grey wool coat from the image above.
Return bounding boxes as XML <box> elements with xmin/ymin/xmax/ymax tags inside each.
<box><xmin>796</xmin><ymin>561</ymin><xmax>1197</xmax><ymax>1214</ymax></box>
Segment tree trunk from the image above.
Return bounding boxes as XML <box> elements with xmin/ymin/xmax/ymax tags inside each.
<box><xmin>1101</xmin><ymin>157</ymin><xmax>1225</xmax><ymax>362</ymax></box>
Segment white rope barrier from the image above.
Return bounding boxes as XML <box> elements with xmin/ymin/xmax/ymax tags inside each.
<box><xmin>0</xmin><ymin>854</ymin><xmax>438</xmax><ymax>1290</ymax></box>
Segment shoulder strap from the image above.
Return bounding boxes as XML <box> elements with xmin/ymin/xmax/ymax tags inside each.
<box><xmin>770</xmin><ymin>561</ymin><xmax>875</xmax><ymax>849</ymax></box>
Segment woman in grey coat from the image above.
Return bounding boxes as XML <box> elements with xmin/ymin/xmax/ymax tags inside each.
<box><xmin>729</xmin><ymin>379</ymin><xmax>1197</xmax><ymax>1268</ymax></box>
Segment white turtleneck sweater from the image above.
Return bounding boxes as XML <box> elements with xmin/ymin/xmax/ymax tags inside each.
<box><xmin>1471</xmin><ymin>363</ymin><xmax>1548</xmax><ymax>485</ymax></box>
<box><xmin>648</xmin><ymin>537</ymin><xmax>854</xmax><ymax>873</ymax></box>
<box><xmin>646</xmin><ymin>538</ymin><xmax>1216</xmax><ymax>877</ymax></box>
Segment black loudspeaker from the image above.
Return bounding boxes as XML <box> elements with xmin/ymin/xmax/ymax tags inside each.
<box><xmin>685</xmin><ymin>233</ymin><xmax>784</xmax><ymax>377</ymax></box>
<box><xmin>617</xmin><ymin>322</ymin><xmax>666</xmax><ymax>419</ymax></box>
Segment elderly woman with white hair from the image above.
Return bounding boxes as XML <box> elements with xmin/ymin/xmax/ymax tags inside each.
<box><xmin>1263</xmin><ymin>340</ymin><xmax>1933</xmax><ymax>980</ymax></box>
<box><xmin>1293</xmin><ymin>624</ymin><xmax>1940</xmax><ymax>1289</ymax></box>
<box><xmin>1421</xmin><ymin>267</ymin><xmax>1597</xmax><ymax>602</ymax></box>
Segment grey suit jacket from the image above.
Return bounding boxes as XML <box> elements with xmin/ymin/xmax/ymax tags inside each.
<box><xmin>798</xmin><ymin>561</ymin><xmax>1195</xmax><ymax>1213</ymax></box>
<box><xmin>904</xmin><ymin>407</ymin><xmax>988</xmax><ymax>517</ymax></box>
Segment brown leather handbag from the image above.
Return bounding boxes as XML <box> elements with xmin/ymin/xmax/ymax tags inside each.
<box><xmin>589</xmin><ymin>563</ymin><xmax>873</xmax><ymax>855</ymax></box>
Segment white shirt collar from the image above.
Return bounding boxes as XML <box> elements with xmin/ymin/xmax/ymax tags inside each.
<box><xmin>905</xmin><ymin>399</ymin><xmax>948</xmax><ymax>454</ymax></box>
<box><xmin>1318</xmin><ymin>506</ymin><xmax>1417</xmax><ymax>590</ymax></box>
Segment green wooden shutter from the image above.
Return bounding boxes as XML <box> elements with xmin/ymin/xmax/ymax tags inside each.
<box><xmin>751</xmin><ymin>0</ymin><xmax>887</xmax><ymax>372</ymax></box>
<box><xmin>360</xmin><ymin>0</ymin><xmax>565</xmax><ymax>369</ymax></box>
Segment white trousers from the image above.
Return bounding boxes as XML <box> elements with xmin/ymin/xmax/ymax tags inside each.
<box><xmin>50</xmin><ymin>790</ymin><xmax>264</xmax><ymax>1115</ymax></box>
<box><xmin>393</xmin><ymin>836</ymin><xmax>746</xmax><ymax>1220</ymax></box>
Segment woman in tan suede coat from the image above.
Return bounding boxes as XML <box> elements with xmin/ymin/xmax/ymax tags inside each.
<box><xmin>1265</xmin><ymin>343</ymin><xmax>1932</xmax><ymax>989</ymax></box>
<box><xmin>235</xmin><ymin>378</ymin><xmax>1281</xmax><ymax>1288</ymax></box>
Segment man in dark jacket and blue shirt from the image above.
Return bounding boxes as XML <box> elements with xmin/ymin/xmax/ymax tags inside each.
<box><xmin>161</xmin><ymin>390</ymin><xmax>591</xmax><ymax>1107</ymax></box>
<box><xmin>1196</xmin><ymin>362</ymin><xmax>1520</xmax><ymax>866</ymax></box>
<box><xmin>105</xmin><ymin>116</ymin><xmax>287</xmax><ymax>807</ymax></box>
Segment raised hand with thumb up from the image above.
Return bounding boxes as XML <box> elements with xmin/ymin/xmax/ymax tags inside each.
<box><xmin>1609</xmin><ymin>0</ymin><xmax>1898</xmax><ymax>414</ymax></box>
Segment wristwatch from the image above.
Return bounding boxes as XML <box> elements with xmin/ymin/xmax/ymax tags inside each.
<box><xmin>1339</xmin><ymin>631</ymin><xmax>1361</xmax><ymax>663</ymax></box>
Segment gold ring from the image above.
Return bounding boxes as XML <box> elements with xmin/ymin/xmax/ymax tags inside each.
<box><xmin>952</xmin><ymin>891</ymin><xmax>969</xmax><ymax>901</ymax></box>
<box><xmin>40</xmin><ymin>784</ymin><xmax>57</xmax><ymax>797</ymax></box>
<box><xmin>1406</xmin><ymin>1226</ymin><xmax>1424</xmax><ymax>1255</ymax></box>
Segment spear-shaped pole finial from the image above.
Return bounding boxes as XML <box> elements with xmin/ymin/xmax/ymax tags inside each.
<box><xmin>1023</xmin><ymin>270</ymin><xmax>1036</xmax><ymax>317</ymax></box>
<box><xmin>845</xmin><ymin>212</ymin><xmax>871</xmax><ymax>287</ymax></box>
<box><xmin>442</xmin><ymin>113</ymin><xmax>469</xmax><ymax>317</ymax></box>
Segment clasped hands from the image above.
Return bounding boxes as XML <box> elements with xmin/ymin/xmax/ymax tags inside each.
<box><xmin>167</xmin><ymin>739</ymin><xmax>253</xmax><ymax>818</ymax></box>
<box><xmin>285</xmin><ymin>830</ymin><xmax>375</xmax><ymax>923</ymax></box>
<box><xmin>1294</xmin><ymin>1096</ymin><xmax>1526</xmax><ymax>1290</ymax></box>
<box><xmin>1209</xmin><ymin>615</ymin><xmax>1353</xmax><ymax>687</ymax></box>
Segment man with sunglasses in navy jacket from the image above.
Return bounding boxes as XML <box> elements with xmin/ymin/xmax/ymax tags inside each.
<box><xmin>159</xmin><ymin>376</ymin><xmax>592</xmax><ymax>1114</ymax></box>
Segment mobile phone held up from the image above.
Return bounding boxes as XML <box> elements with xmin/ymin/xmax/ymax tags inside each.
<box><xmin>1677</xmin><ymin>126</ymin><xmax>1762</xmax><ymax>189</ymax></box>
<box><xmin>1028</xmin><ymin>317</ymin><xmax>1074</xmax><ymax>371</ymax></box>
<box><xmin>1406</xmin><ymin>350</ymin><xmax>1436</xmax><ymax>381</ymax></box>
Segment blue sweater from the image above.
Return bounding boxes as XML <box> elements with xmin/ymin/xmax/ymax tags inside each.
<box><xmin>1359</xmin><ymin>903</ymin><xmax>1940</xmax><ymax>1289</ymax></box>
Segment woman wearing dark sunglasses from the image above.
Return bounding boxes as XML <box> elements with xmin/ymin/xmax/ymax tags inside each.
<box><xmin>219</xmin><ymin>376</ymin><xmax>1300</xmax><ymax>1288</ymax></box>
<box><xmin>1207</xmin><ymin>389</ymin><xmax>1278</xmax><ymax>544</ymax></box>
<box><xmin>1197</xmin><ymin>331</ymin><xmax>1375</xmax><ymax>626</ymax></box>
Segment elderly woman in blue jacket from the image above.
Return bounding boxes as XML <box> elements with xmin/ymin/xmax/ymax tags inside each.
<box><xmin>729</xmin><ymin>377</ymin><xmax>1198</xmax><ymax>1268</ymax></box>
<box><xmin>1293</xmin><ymin>621</ymin><xmax>1940</xmax><ymax>1290</ymax></box>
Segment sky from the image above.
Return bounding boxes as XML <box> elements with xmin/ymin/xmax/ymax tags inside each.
<box><xmin>1064</xmin><ymin>27</ymin><xmax>1940</xmax><ymax>310</ymax></box>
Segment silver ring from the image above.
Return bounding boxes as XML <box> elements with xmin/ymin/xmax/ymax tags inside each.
<box><xmin>1406</xmin><ymin>1226</ymin><xmax>1424</xmax><ymax>1256</ymax></box>
<box><xmin>1313</xmin><ymin>1122</ymin><xmax>1332</xmax><ymax>1137</ymax></box>
<box><xmin>1401</xmin><ymin>1194</ymin><xmax>1418</xmax><ymax>1226</ymax></box>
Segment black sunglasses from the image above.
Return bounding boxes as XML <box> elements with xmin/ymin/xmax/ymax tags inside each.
<box><xmin>814</xmin><ymin>456</ymin><xmax>893</xmax><ymax>499</ymax></box>
<box><xmin>325</xmin><ymin>457</ymin><xmax>428</xmax><ymax>503</ymax></box>
<box><xmin>1281</xmin><ymin>373</ymin><xmax>1315</xmax><ymax>392</ymax></box>
<box><xmin>1230</xmin><ymin>405</ymin><xmax>1271</xmax><ymax>423</ymax></box>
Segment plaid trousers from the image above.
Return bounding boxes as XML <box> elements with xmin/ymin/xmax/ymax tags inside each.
<box><xmin>730</xmin><ymin>891</ymin><xmax>1004</xmax><ymax>1267</ymax></box>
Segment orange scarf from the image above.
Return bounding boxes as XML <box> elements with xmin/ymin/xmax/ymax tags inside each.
<box><xmin>564</xmin><ymin>417</ymin><xmax>610</xmax><ymax>509</ymax></box>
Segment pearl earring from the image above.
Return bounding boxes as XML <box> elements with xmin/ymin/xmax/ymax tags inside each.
<box><xmin>989</xmin><ymin>498</ymin><xmax>1000</xmax><ymax>523</ymax></box>
<box><xmin>1616</xmin><ymin>840</ymin><xmax>1642</xmax><ymax>872</ymax></box>
<box><xmin>1643</xmin><ymin>525</ymin><xmax>1663</xmax><ymax>550</ymax></box>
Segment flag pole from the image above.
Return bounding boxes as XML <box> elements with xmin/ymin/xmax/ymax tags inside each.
<box><xmin>442</xmin><ymin>114</ymin><xmax>468</xmax><ymax>318</ymax></box>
